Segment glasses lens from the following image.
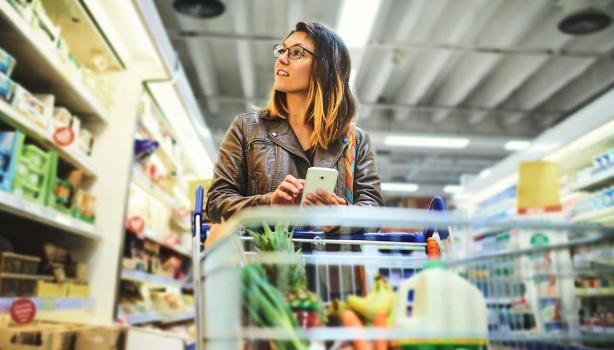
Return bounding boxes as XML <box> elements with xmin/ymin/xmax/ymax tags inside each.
<box><xmin>273</xmin><ymin>44</ymin><xmax>285</xmax><ymax>58</ymax></box>
<box><xmin>288</xmin><ymin>47</ymin><xmax>304</xmax><ymax>59</ymax></box>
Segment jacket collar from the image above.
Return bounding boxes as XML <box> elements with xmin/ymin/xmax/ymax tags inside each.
<box><xmin>263</xmin><ymin>113</ymin><xmax>348</xmax><ymax>167</ymax></box>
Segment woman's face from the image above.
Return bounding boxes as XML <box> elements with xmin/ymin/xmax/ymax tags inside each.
<box><xmin>274</xmin><ymin>31</ymin><xmax>316</xmax><ymax>94</ymax></box>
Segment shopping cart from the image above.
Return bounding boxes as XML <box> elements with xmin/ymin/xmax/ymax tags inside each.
<box><xmin>192</xmin><ymin>187</ymin><xmax>614</xmax><ymax>350</ymax></box>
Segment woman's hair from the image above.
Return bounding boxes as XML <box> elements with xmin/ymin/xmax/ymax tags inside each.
<box><xmin>265</xmin><ymin>22</ymin><xmax>357</xmax><ymax>150</ymax></box>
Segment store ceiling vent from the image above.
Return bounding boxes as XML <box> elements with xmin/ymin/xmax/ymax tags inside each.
<box><xmin>557</xmin><ymin>0</ymin><xmax>612</xmax><ymax>35</ymax></box>
<box><xmin>174</xmin><ymin>0</ymin><xmax>225</xmax><ymax>18</ymax></box>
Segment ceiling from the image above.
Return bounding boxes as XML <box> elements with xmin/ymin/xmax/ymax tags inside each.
<box><xmin>153</xmin><ymin>0</ymin><xmax>614</xmax><ymax>197</ymax></box>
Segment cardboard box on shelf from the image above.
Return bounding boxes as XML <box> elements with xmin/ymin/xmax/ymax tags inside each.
<box><xmin>0</xmin><ymin>321</ymin><xmax>85</xmax><ymax>350</ymax></box>
<box><xmin>12</xmin><ymin>85</ymin><xmax>51</xmax><ymax>131</ymax></box>
<box><xmin>66</xmin><ymin>282</ymin><xmax>89</xmax><ymax>298</ymax></box>
<box><xmin>36</xmin><ymin>280</ymin><xmax>68</xmax><ymax>297</ymax></box>
<box><xmin>75</xmin><ymin>326</ymin><xmax>126</xmax><ymax>350</ymax></box>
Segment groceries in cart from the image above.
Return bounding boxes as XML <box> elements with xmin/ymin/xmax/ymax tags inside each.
<box><xmin>234</xmin><ymin>222</ymin><xmax>487</xmax><ymax>350</ymax></box>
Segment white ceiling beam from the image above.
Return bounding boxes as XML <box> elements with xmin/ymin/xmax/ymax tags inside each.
<box><xmin>538</xmin><ymin>57</ymin><xmax>614</xmax><ymax>117</ymax></box>
<box><xmin>467</xmin><ymin>55</ymin><xmax>549</xmax><ymax>124</ymax></box>
<box><xmin>435</xmin><ymin>0</ymin><xmax>553</xmax><ymax>125</ymax></box>
<box><xmin>396</xmin><ymin>0</ymin><xmax>503</xmax><ymax>123</ymax></box>
<box><xmin>232</xmin><ymin>0</ymin><xmax>256</xmax><ymax>112</ymax></box>
<box><xmin>356</xmin><ymin>0</ymin><xmax>426</xmax><ymax>120</ymax></box>
<box><xmin>502</xmin><ymin>56</ymin><xmax>595</xmax><ymax>126</ymax></box>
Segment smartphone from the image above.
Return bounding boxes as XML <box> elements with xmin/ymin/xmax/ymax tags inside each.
<box><xmin>300</xmin><ymin>167</ymin><xmax>339</xmax><ymax>205</ymax></box>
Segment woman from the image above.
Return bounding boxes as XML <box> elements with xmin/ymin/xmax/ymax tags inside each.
<box><xmin>205</xmin><ymin>22</ymin><xmax>383</xmax><ymax>224</ymax></box>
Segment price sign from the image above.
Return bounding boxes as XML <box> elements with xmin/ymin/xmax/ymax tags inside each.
<box><xmin>10</xmin><ymin>299</ymin><xmax>36</xmax><ymax>325</ymax></box>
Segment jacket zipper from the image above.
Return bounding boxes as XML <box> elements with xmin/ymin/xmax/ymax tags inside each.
<box><xmin>268</xmin><ymin>138</ymin><xmax>310</xmax><ymax>165</ymax></box>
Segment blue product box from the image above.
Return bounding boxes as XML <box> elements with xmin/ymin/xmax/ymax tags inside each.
<box><xmin>0</xmin><ymin>47</ymin><xmax>16</xmax><ymax>77</ymax></box>
<box><xmin>0</xmin><ymin>131</ymin><xmax>18</xmax><ymax>192</ymax></box>
<box><xmin>0</xmin><ymin>71</ymin><xmax>15</xmax><ymax>102</ymax></box>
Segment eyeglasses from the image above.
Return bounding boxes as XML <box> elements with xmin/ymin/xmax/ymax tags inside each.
<box><xmin>273</xmin><ymin>44</ymin><xmax>317</xmax><ymax>60</ymax></box>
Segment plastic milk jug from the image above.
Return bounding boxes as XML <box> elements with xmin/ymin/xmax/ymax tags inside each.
<box><xmin>390</xmin><ymin>261</ymin><xmax>488</xmax><ymax>350</ymax></box>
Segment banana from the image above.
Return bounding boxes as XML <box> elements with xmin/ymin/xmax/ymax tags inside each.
<box><xmin>347</xmin><ymin>275</ymin><xmax>395</xmax><ymax>321</ymax></box>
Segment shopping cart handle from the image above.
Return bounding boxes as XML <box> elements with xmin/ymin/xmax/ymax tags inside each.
<box><xmin>422</xmin><ymin>196</ymin><xmax>450</xmax><ymax>240</ymax></box>
<box><xmin>192</xmin><ymin>186</ymin><xmax>205</xmax><ymax>238</ymax></box>
<box><xmin>293</xmin><ymin>230</ymin><xmax>425</xmax><ymax>243</ymax></box>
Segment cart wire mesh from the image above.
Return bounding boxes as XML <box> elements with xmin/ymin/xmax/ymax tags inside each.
<box><xmin>193</xmin><ymin>202</ymin><xmax>614</xmax><ymax>350</ymax></box>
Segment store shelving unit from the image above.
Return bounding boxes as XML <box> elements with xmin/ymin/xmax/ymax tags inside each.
<box><xmin>0</xmin><ymin>1</ymin><xmax>111</xmax><ymax>123</ymax></box>
<box><xmin>0</xmin><ymin>3</ymin><xmax>211</xmax><ymax>348</ymax></box>
<box><xmin>458</xmin><ymin>88</ymin><xmax>614</xmax><ymax>350</ymax></box>
<box><xmin>0</xmin><ymin>99</ymin><xmax>97</xmax><ymax>177</ymax></box>
<box><xmin>131</xmin><ymin>169</ymin><xmax>177</xmax><ymax>209</ymax></box>
<box><xmin>139</xmin><ymin>229</ymin><xmax>191</xmax><ymax>258</ymax></box>
<box><xmin>571</xmin><ymin>167</ymin><xmax>614</xmax><ymax>192</ymax></box>
<box><xmin>0</xmin><ymin>189</ymin><xmax>98</xmax><ymax>239</ymax></box>
<box><xmin>119</xmin><ymin>309</ymin><xmax>195</xmax><ymax>326</ymax></box>
<box><xmin>572</xmin><ymin>206</ymin><xmax>614</xmax><ymax>225</ymax></box>
<box><xmin>120</xmin><ymin>269</ymin><xmax>186</xmax><ymax>289</ymax></box>
<box><xmin>0</xmin><ymin>297</ymin><xmax>94</xmax><ymax>313</ymax></box>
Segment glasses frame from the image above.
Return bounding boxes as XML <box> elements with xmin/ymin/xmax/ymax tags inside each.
<box><xmin>273</xmin><ymin>44</ymin><xmax>317</xmax><ymax>60</ymax></box>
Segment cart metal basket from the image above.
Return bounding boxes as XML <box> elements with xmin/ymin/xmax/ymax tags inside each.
<box><xmin>192</xmin><ymin>187</ymin><xmax>614</xmax><ymax>350</ymax></box>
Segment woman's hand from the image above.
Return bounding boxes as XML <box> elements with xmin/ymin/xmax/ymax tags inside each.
<box><xmin>303</xmin><ymin>189</ymin><xmax>348</xmax><ymax>206</ymax></box>
<box><xmin>271</xmin><ymin>175</ymin><xmax>305</xmax><ymax>205</ymax></box>
<box><xmin>303</xmin><ymin>189</ymin><xmax>348</xmax><ymax>233</ymax></box>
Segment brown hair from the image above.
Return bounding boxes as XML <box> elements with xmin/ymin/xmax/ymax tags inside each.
<box><xmin>266</xmin><ymin>22</ymin><xmax>357</xmax><ymax>150</ymax></box>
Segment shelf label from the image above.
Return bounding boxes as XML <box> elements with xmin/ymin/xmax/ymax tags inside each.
<box><xmin>10</xmin><ymin>299</ymin><xmax>36</xmax><ymax>325</ymax></box>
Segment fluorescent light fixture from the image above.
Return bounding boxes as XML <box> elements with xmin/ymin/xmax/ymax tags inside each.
<box><xmin>504</xmin><ymin>140</ymin><xmax>531</xmax><ymax>151</ymax></box>
<box><xmin>381</xmin><ymin>182</ymin><xmax>419</xmax><ymax>193</ymax></box>
<box><xmin>336</xmin><ymin>0</ymin><xmax>383</xmax><ymax>47</ymax></box>
<box><xmin>443</xmin><ymin>185</ymin><xmax>462</xmax><ymax>194</ymax></box>
<box><xmin>384</xmin><ymin>135</ymin><xmax>470</xmax><ymax>149</ymax></box>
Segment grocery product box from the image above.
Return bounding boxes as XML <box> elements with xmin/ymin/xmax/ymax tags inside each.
<box><xmin>7</xmin><ymin>0</ymin><xmax>37</xmax><ymax>23</ymax></box>
<box><xmin>0</xmin><ymin>71</ymin><xmax>16</xmax><ymax>103</ymax></box>
<box><xmin>0</xmin><ymin>47</ymin><xmax>17</xmax><ymax>77</ymax></box>
<box><xmin>12</xmin><ymin>85</ymin><xmax>51</xmax><ymax>131</ymax></box>
<box><xmin>0</xmin><ymin>252</ymin><xmax>40</xmax><ymax>274</ymax></box>
<box><xmin>66</xmin><ymin>281</ymin><xmax>89</xmax><ymax>298</ymax></box>
<box><xmin>0</xmin><ymin>321</ymin><xmax>84</xmax><ymax>350</ymax></box>
<box><xmin>36</xmin><ymin>280</ymin><xmax>68</xmax><ymax>297</ymax></box>
<box><xmin>0</xmin><ymin>274</ymin><xmax>37</xmax><ymax>297</ymax></box>
<box><xmin>75</xmin><ymin>326</ymin><xmax>126</xmax><ymax>350</ymax></box>
<box><xmin>30</xmin><ymin>1</ymin><xmax>61</xmax><ymax>47</ymax></box>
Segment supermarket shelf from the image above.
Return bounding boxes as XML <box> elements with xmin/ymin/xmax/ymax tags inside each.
<box><xmin>119</xmin><ymin>309</ymin><xmax>194</xmax><ymax>326</ymax></box>
<box><xmin>576</xmin><ymin>287</ymin><xmax>614</xmax><ymax>297</ymax></box>
<box><xmin>131</xmin><ymin>169</ymin><xmax>177</xmax><ymax>209</ymax></box>
<box><xmin>139</xmin><ymin>229</ymin><xmax>191</xmax><ymax>258</ymax></box>
<box><xmin>486</xmin><ymin>297</ymin><xmax>517</xmax><ymax>305</ymax></box>
<box><xmin>0</xmin><ymin>1</ymin><xmax>110</xmax><ymax>123</ymax></box>
<box><xmin>0</xmin><ymin>190</ymin><xmax>99</xmax><ymax>239</ymax></box>
<box><xmin>572</xmin><ymin>206</ymin><xmax>614</xmax><ymax>226</ymax></box>
<box><xmin>581</xmin><ymin>325</ymin><xmax>614</xmax><ymax>334</ymax></box>
<box><xmin>0</xmin><ymin>100</ymin><xmax>96</xmax><ymax>177</ymax></box>
<box><xmin>0</xmin><ymin>297</ymin><xmax>94</xmax><ymax>313</ymax></box>
<box><xmin>571</xmin><ymin>166</ymin><xmax>614</xmax><ymax>193</ymax></box>
<box><xmin>120</xmin><ymin>311</ymin><xmax>162</xmax><ymax>325</ymax></box>
<box><xmin>163</xmin><ymin>310</ymin><xmax>195</xmax><ymax>324</ymax></box>
<box><xmin>121</xmin><ymin>269</ymin><xmax>185</xmax><ymax>288</ymax></box>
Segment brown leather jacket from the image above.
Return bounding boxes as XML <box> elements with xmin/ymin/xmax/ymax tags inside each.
<box><xmin>205</xmin><ymin>111</ymin><xmax>384</xmax><ymax>223</ymax></box>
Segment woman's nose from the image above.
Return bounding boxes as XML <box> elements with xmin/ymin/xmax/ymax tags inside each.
<box><xmin>277</xmin><ymin>51</ymin><xmax>289</xmax><ymax>65</ymax></box>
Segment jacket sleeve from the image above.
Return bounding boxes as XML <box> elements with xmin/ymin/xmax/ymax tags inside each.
<box><xmin>352</xmin><ymin>129</ymin><xmax>384</xmax><ymax>207</ymax></box>
<box><xmin>205</xmin><ymin>115</ymin><xmax>272</xmax><ymax>223</ymax></box>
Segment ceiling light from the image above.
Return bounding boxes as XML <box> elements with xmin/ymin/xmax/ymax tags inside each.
<box><xmin>558</xmin><ymin>7</ymin><xmax>612</xmax><ymax>35</ymax></box>
<box><xmin>381</xmin><ymin>182</ymin><xmax>419</xmax><ymax>193</ymax></box>
<box><xmin>174</xmin><ymin>0</ymin><xmax>225</xmax><ymax>19</ymax></box>
<box><xmin>504</xmin><ymin>140</ymin><xmax>531</xmax><ymax>151</ymax></box>
<box><xmin>443</xmin><ymin>185</ymin><xmax>462</xmax><ymax>194</ymax></box>
<box><xmin>384</xmin><ymin>135</ymin><xmax>470</xmax><ymax>149</ymax></box>
<box><xmin>336</xmin><ymin>0</ymin><xmax>383</xmax><ymax>47</ymax></box>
